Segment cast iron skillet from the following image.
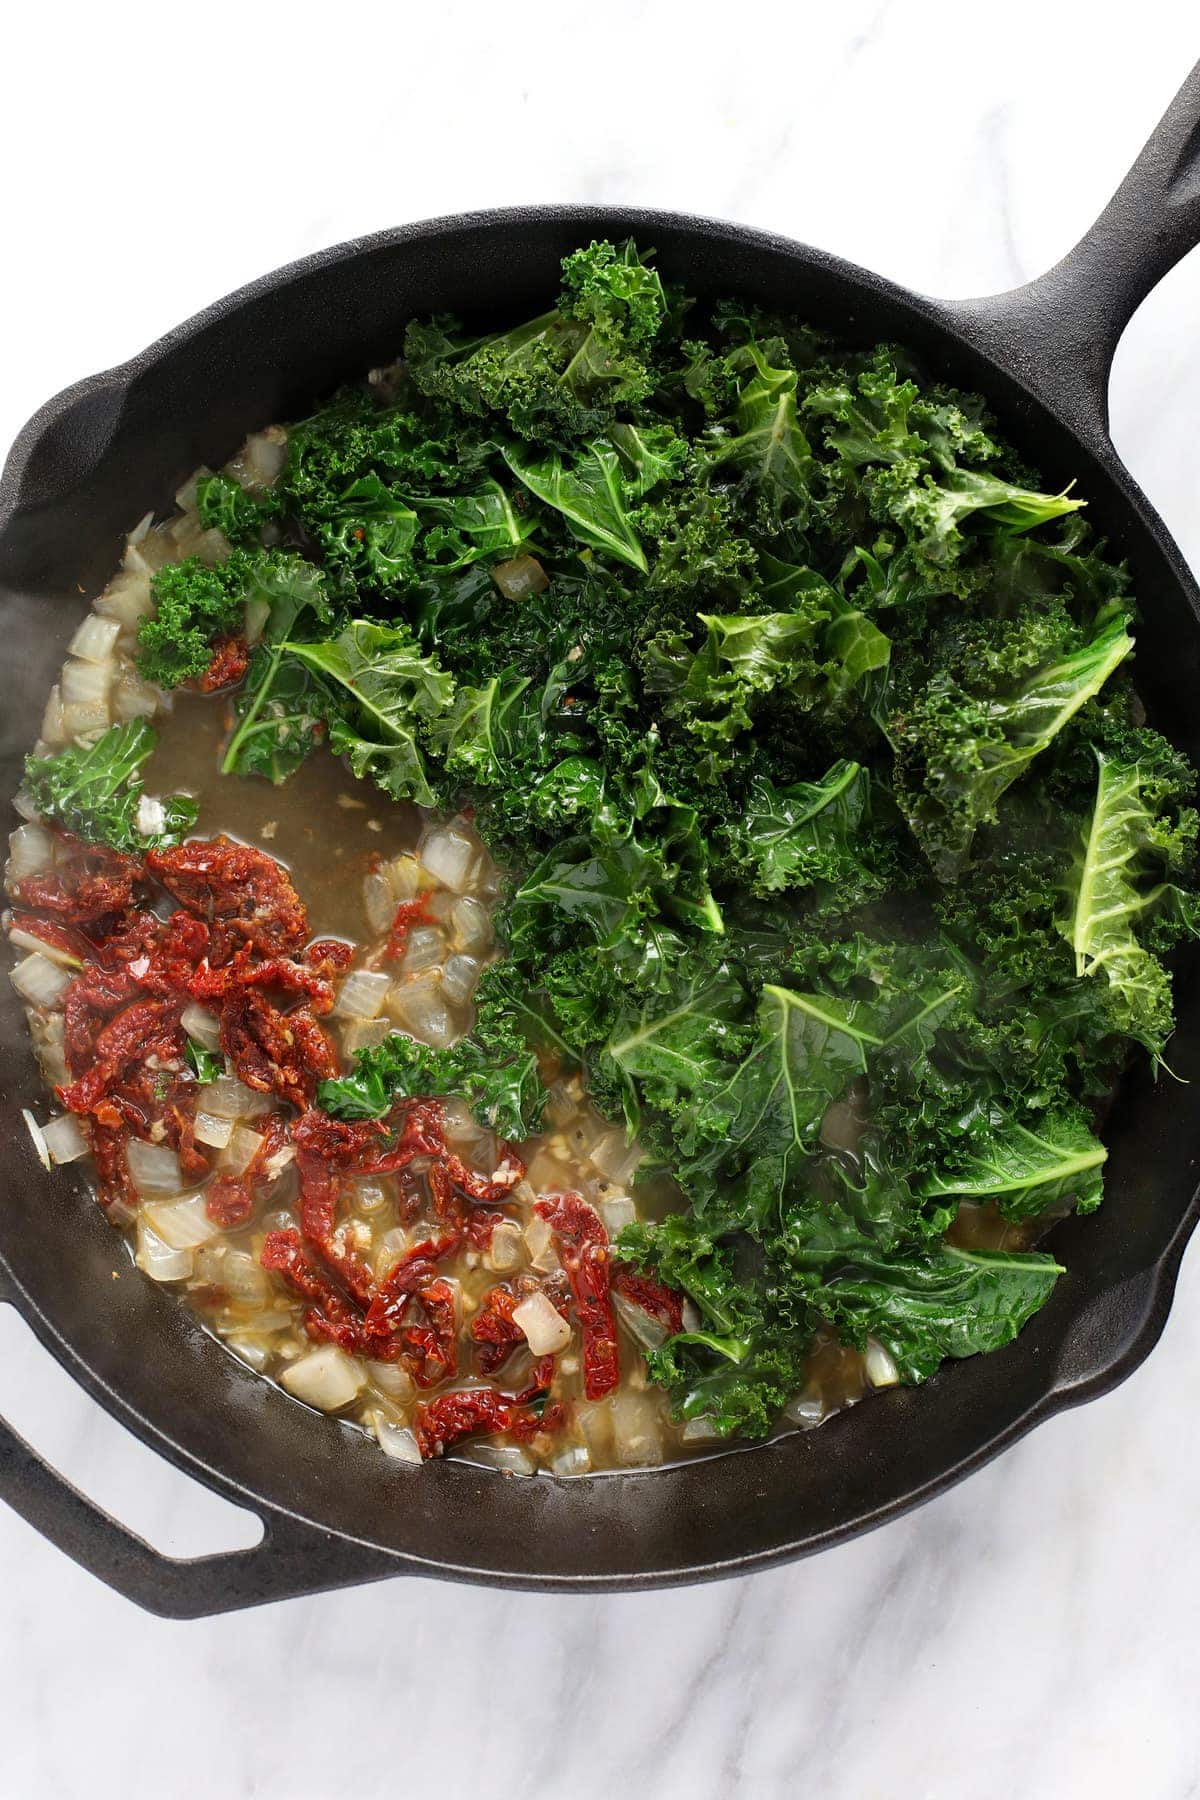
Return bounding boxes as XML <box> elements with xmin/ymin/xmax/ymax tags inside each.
<box><xmin>2</xmin><ymin>70</ymin><xmax>1200</xmax><ymax>1619</ymax></box>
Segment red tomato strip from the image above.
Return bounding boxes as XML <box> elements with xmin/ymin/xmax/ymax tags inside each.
<box><xmin>534</xmin><ymin>1193</ymin><xmax>620</xmax><ymax>1400</ymax></box>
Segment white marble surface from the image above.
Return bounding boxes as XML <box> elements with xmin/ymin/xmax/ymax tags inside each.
<box><xmin>3</xmin><ymin>4</ymin><xmax>1200</xmax><ymax>1795</ymax></box>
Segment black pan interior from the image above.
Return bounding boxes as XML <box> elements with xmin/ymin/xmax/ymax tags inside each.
<box><xmin>1</xmin><ymin>210</ymin><xmax>1198</xmax><ymax>1585</ymax></box>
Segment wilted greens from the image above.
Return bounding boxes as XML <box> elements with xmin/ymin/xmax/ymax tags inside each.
<box><xmin>128</xmin><ymin>241</ymin><xmax>1200</xmax><ymax>1439</ymax></box>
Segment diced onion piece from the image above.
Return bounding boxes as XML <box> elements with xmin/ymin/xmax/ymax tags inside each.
<box><xmin>783</xmin><ymin>1392</ymin><xmax>825</xmax><ymax>1427</ymax></box>
<box><xmin>402</xmin><ymin>926</ymin><xmax>444</xmax><ymax>975</ymax></box>
<box><xmin>244</xmin><ymin>596</ymin><xmax>271</xmax><ymax>645</ymax></box>
<box><xmin>440</xmin><ymin>953</ymin><xmax>479</xmax><ymax>1006</ymax></box>
<box><xmin>341</xmin><ymin>1017</ymin><xmax>393</xmax><ymax>1056</ymax></box>
<box><xmin>126</xmin><ymin>1138</ymin><xmax>184</xmax><ymax>1197</ymax></box>
<box><xmin>181</xmin><ymin>1003</ymin><xmax>222</xmax><ymax>1051</ymax></box>
<box><xmin>576</xmin><ymin>1400</ymin><xmax>613</xmax><ymax>1458</ymax></box>
<box><xmin>523</xmin><ymin>1214</ymin><xmax>557</xmax><ymax>1271</ymax></box>
<box><xmin>681</xmin><ymin>1415</ymin><xmax>723</xmax><ymax>1443</ymax></box>
<box><xmin>8</xmin><ymin>926</ymin><xmax>81</xmax><ymax>969</ymax></box>
<box><xmin>589</xmin><ymin>1127</ymin><xmax>643</xmax><ymax>1186</ymax></box>
<box><xmin>551</xmin><ymin>1444</ymin><xmax>591</xmax><ymax>1477</ymax></box>
<box><xmin>221</xmin><ymin>1124</ymin><xmax>263</xmax><ymax>1176</ymax></box>
<box><xmin>111</xmin><ymin>666</ymin><xmax>161</xmax><ymax>722</ymax></box>
<box><xmin>334</xmin><ymin>968</ymin><xmax>392</xmax><ymax>1020</ymax></box>
<box><xmin>244</xmin><ymin>429</ymin><xmax>288</xmax><ymax>487</ymax></box>
<box><xmin>193</xmin><ymin>1111</ymin><xmax>233</xmax><ymax>1150</ymax></box>
<box><xmin>21</xmin><ymin>1109</ymin><xmax>50</xmax><ymax>1169</ymax></box>
<box><xmin>491</xmin><ymin>553</ymin><xmax>549</xmax><ymax>601</ymax></box>
<box><xmin>389</xmin><ymin>976</ymin><xmax>456</xmax><ymax>1048</ymax></box>
<box><xmin>368</xmin><ymin>1361</ymin><xmax>415</xmax><ymax>1402</ymax></box>
<box><xmin>40</xmin><ymin>685</ymin><xmax>67</xmax><ymax>745</ymax></box>
<box><xmin>204</xmin><ymin>1075</ymin><xmax>272</xmax><ymax>1118</ymax></box>
<box><xmin>135</xmin><ymin>1218</ymin><xmax>194</xmax><ymax>1283</ymax></box>
<box><xmin>465</xmin><ymin>1442</ymin><xmax>535</xmax><ymax>1476</ymax></box>
<box><xmin>143</xmin><ymin>1193</ymin><xmax>221</xmax><ymax>1250</ymax></box>
<box><xmin>11</xmin><ymin>951</ymin><xmax>72</xmax><ymax>1008</ymax></box>
<box><xmin>600</xmin><ymin>1194</ymin><xmax>636</xmax><ymax>1235</ymax></box>
<box><xmin>68</xmin><ymin>614</ymin><xmax>121</xmax><ymax>664</ymax></box>
<box><xmin>220</xmin><ymin>1250</ymin><xmax>273</xmax><ymax>1306</ymax></box>
<box><xmin>484</xmin><ymin>1219</ymin><xmax>524</xmax><ymax>1272</ymax></box>
<box><xmin>418</xmin><ymin>827</ymin><xmax>478</xmax><ymax>894</ymax></box>
<box><xmin>372</xmin><ymin>1416</ymin><xmax>423</xmax><ymax>1463</ymax></box>
<box><xmin>30</xmin><ymin>1011</ymin><xmax>68</xmax><ymax>1084</ymax></box>
<box><xmin>363</xmin><ymin>869</ymin><xmax>397</xmax><ymax>935</ymax></box>
<box><xmin>449</xmin><ymin>894</ymin><xmax>493</xmax><ymax>955</ymax></box>
<box><xmin>512</xmin><ymin>1290</ymin><xmax>572</xmax><ymax>1355</ymax></box>
<box><xmin>613</xmin><ymin>1291</ymin><xmax>669</xmax><ymax>1351</ymax></box>
<box><xmin>11</xmin><ymin>787</ymin><xmax>40</xmax><ymax>823</ymax></box>
<box><xmin>174</xmin><ymin>468</ymin><xmax>209</xmax><ymax>511</ymax></box>
<box><xmin>349</xmin><ymin>1177</ymin><xmax>390</xmax><ymax>1213</ymax></box>
<box><xmin>386</xmin><ymin>854</ymin><xmax>423</xmax><ymax>901</ymax></box>
<box><xmin>61</xmin><ymin>699</ymin><xmax>110</xmax><ymax>738</ymax></box>
<box><xmin>42</xmin><ymin>1113</ymin><xmax>89</xmax><ymax>1165</ymax></box>
<box><xmin>8</xmin><ymin>822</ymin><xmax>56</xmax><ymax>882</ymax></box>
<box><xmin>135</xmin><ymin>795</ymin><xmax>166</xmax><ymax>838</ymax></box>
<box><xmin>60</xmin><ymin>656</ymin><xmax>112</xmax><ymax>708</ymax></box>
<box><xmin>281</xmin><ymin>1345</ymin><xmax>365</xmax><ymax>1411</ymax></box>
<box><xmin>374</xmin><ymin>1226</ymin><xmax>411</xmax><ymax>1278</ymax></box>
<box><xmin>95</xmin><ymin>567</ymin><xmax>154</xmax><ymax>627</ymax></box>
<box><xmin>610</xmin><ymin>1393</ymin><xmax>664</xmax><ymax>1467</ymax></box>
<box><xmin>864</xmin><ymin>1338</ymin><xmax>900</xmax><ymax>1388</ymax></box>
<box><xmin>224</xmin><ymin>1336</ymin><xmax>272</xmax><ymax>1373</ymax></box>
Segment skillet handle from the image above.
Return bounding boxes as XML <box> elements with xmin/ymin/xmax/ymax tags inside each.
<box><xmin>0</xmin><ymin>1275</ymin><xmax>400</xmax><ymax>1618</ymax></box>
<box><xmin>948</xmin><ymin>61</ymin><xmax>1200</xmax><ymax>444</ymax></box>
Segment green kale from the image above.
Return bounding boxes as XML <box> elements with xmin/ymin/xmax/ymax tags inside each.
<box><xmin>23</xmin><ymin>721</ymin><xmax>197</xmax><ymax>854</ymax></box>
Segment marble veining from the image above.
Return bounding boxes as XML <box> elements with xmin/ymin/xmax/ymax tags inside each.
<box><xmin>3</xmin><ymin>4</ymin><xmax>1200</xmax><ymax>1796</ymax></box>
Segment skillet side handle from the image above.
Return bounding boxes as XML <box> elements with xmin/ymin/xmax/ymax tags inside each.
<box><xmin>0</xmin><ymin>1279</ymin><xmax>401</xmax><ymax>1618</ymax></box>
<box><xmin>950</xmin><ymin>61</ymin><xmax>1200</xmax><ymax>444</ymax></box>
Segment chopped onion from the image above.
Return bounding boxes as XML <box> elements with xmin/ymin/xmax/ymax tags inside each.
<box><xmin>368</xmin><ymin>1361</ymin><xmax>415</xmax><ymax>1402</ymax></box>
<box><xmin>490</xmin><ymin>553</ymin><xmax>549</xmax><ymax>601</ymax></box>
<box><xmin>204</xmin><ymin>1075</ymin><xmax>272</xmax><ymax>1118</ymax></box>
<box><xmin>127</xmin><ymin>1138</ymin><xmax>183</xmax><ymax>1197</ymax></box>
<box><xmin>783</xmin><ymin>1392</ymin><xmax>825</xmax><ymax>1427</ymax></box>
<box><xmin>181</xmin><ymin>1003</ymin><xmax>222</xmax><ymax>1051</ymax></box>
<box><xmin>61</xmin><ymin>656</ymin><xmax>112</xmax><ymax>708</ymax></box>
<box><xmin>135</xmin><ymin>795</ymin><xmax>167</xmax><ymax>839</ymax></box>
<box><xmin>135</xmin><ymin>1218</ymin><xmax>194</xmax><ymax>1283</ymax></box>
<box><xmin>374</xmin><ymin>1227</ymin><xmax>411</xmax><ymax>1277</ymax></box>
<box><xmin>576</xmin><ymin>1400</ymin><xmax>613</xmax><ymax>1458</ymax></box>
<box><xmin>68</xmin><ymin>614</ymin><xmax>121</xmax><ymax>664</ymax></box>
<box><xmin>386</xmin><ymin>853</ymin><xmax>423</xmax><ymax>900</ymax></box>
<box><xmin>440</xmin><ymin>953</ymin><xmax>479</xmax><ymax>1006</ymax></box>
<box><xmin>449</xmin><ymin>894</ymin><xmax>493</xmax><ymax>955</ymax></box>
<box><xmin>281</xmin><ymin>1345</ymin><xmax>365</xmax><ymax>1411</ymax></box>
<box><xmin>341</xmin><ymin>1016</ymin><xmax>394</xmax><ymax>1056</ymax></box>
<box><xmin>513</xmin><ymin>1290</ymin><xmax>572</xmax><ymax>1356</ymax></box>
<box><xmin>464</xmin><ymin>1442</ymin><xmax>535</xmax><ymax>1476</ymax></box>
<box><xmin>550</xmin><ymin>1445</ymin><xmax>591</xmax><ymax>1477</ymax></box>
<box><xmin>402</xmin><ymin>926</ymin><xmax>445</xmax><ymax>975</ymax></box>
<box><xmin>30</xmin><ymin>1011</ymin><xmax>68</xmax><ymax>1084</ymax></box>
<box><xmin>10</xmin><ymin>786</ymin><xmax>40</xmax><ymax>823</ymax></box>
<box><xmin>483</xmin><ymin>1219</ymin><xmax>524</xmax><ymax>1272</ymax></box>
<box><xmin>11</xmin><ymin>951</ymin><xmax>72</xmax><ymax>1009</ymax></box>
<box><xmin>610</xmin><ymin>1393</ymin><xmax>664</xmax><ymax>1467</ymax></box>
<box><xmin>523</xmin><ymin>1214</ymin><xmax>557</xmax><ymax>1271</ymax></box>
<box><xmin>389</xmin><ymin>976</ymin><xmax>456</xmax><ymax>1048</ymax></box>
<box><xmin>244</xmin><ymin>429</ymin><xmax>288</xmax><ymax>487</ymax></box>
<box><xmin>864</xmin><ymin>1338</ymin><xmax>900</xmax><ymax>1388</ymax></box>
<box><xmin>224</xmin><ymin>1336</ymin><xmax>272</xmax><ymax>1373</ymax></box>
<box><xmin>243</xmin><ymin>596</ymin><xmax>271</xmax><ymax>645</ymax></box>
<box><xmin>61</xmin><ymin>700</ymin><xmax>110</xmax><ymax>738</ymax></box>
<box><xmin>39</xmin><ymin>685</ymin><xmax>66</xmax><ymax>745</ymax></box>
<box><xmin>221</xmin><ymin>1124</ymin><xmax>263</xmax><ymax>1176</ymax></box>
<box><xmin>600</xmin><ymin>1194</ymin><xmax>636</xmax><ymax>1235</ymax></box>
<box><xmin>419</xmin><ymin>827</ymin><xmax>478</xmax><ymax>894</ymax></box>
<box><xmin>220</xmin><ymin>1250</ymin><xmax>273</xmax><ymax>1306</ymax></box>
<box><xmin>96</xmin><ymin>567</ymin><xmax>154</xmax><ymax>626</ymax></box>
<box><xmin>372</xmin><ymin>1416</ymin><xmax>423</xmax><ymax>1463</ymax></box>
<box><xmin>613</xmin><ymin>1291</ymin><xmax>667</xmax><ymax>1351</ymax></box>
<box><xmin>143</xmin><ymin>1193</ymin><xmax>221</xmax><ymax>1250</ymax></box>
<box><xmin>193</xmin><ymin>1111</ymin><xmax>233</xmax><ymax>1150</ymax></box>
<box><xmin>111</xmin><ymin>666</ymin><xmax>161</xmax><ymax>722</ymax></box>
<box><xmin>589</xmin><ymin>1127</ymin><xmax>642</xmax><ymax>1186</ymax></box>
<box><xmin>8</xmin><ymin>822</ymin><xmax>56</xmax><ymax>882</ymax></box>
<box><xmin>363</xmin><ymin>869</ymin><xmax>397</xmax><ymax>935</ymax></box>
<box><xmin>21</xmin><ymin>1109</ymin><xmax>50</xmax><ymax>1169</ymax></box>
<box><xmin>41</xmin><ymin>1113</ymin><xmax>89</xmax><ymax>1165</ymax></box>
<box><xmin>334</xmin><ymin>968</ymin><xmax>392</xmax><ymax>1020</ymax></box>
<box><xmin>681</xmin><ymin>1415</ymin><xmax>723</xmax><ymax>1443</ymax></box>
<box><xmin>8</xmin><ymin>926</ymin><xmax>81</xmax><ymax>969</ymax></box>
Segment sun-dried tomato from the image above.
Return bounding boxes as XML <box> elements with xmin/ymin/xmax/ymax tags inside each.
<box><xmin>147</xmin><ymin>836</ymin><xmax>308</xmax><ymax>961</ymax></box>
<box><xmin>611</xmin><ymin>1264</ymin><xmax>685</xmax><ymax>1337</ymax></box>
<box><xmin>89</xmin><ymin>1118</ymin><xmax>137</xmax><ymax>1213</ymax></box>
<box><xmin>7</xmin><ymin>912</ymin><xmax>89</xmax><ymax>965</ymax></box>
<box><xmin>260</xmin><ymin>1228</ymin><xmax>383</xmax><ymax>1357</ymax></box>
<box><xmin>220</xmin><ymin>990</ymin><xmax>337</xmax><ymax>1109</ymax></box>
<box><xmin>383</xmin><ymin>892</ymin><xmax>434</xmax><ymax>964</ymax></box>
<box><xmin>199</xmin><ymin>634</ymin><xmax>250</xmax><ymax>693</ymax></box>
<box><xmin>58</xmin><ymin>998</ymin><xmax>185</xmax><ymax>1115</ymax></box>
<box><xmin>302</xmin><ymin>938</ymin><xmax>355</xmax><ymax>978</ymax></box>
<box><xmin>364</xmin><ymin>1232</ymin><xmax>461</xmax><ymax>1333</ymax></box>
<box><xmin>189</xmin><ymin>945</ymin><xmax>336</xmax><ymax>1014</ymax></box>
<box><xmin>470</xmin><ymin>1286</ymin><xmax>522</xmax><ymax>1374</ymax></box>
<box><xmin>404</xmin><ymin>1275</ymin><xmax>459</xmax><ymax>1388</ymax></box>
<box><xmin>15</xmin><ymin>836</ymin><xmax>142</xmax><ymax>925</ymax></box>
<box><xmin>414</xmin><ymin>1355</ymin><xmax>566</xmax><ymax>1457</ymax></box>
<box><xmin>535</xmin><ymin>1193</ymin><xmax>619</xmax><ymax>1400</ymax></box>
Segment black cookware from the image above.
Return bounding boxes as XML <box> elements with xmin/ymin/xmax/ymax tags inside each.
<box><xmin>2</xmin><ymin>67</ymin><xmax>1200</xmax><ymax>1616</ymax></box>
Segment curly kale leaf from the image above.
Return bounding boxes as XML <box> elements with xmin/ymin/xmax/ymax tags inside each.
<box><xmin>24</xmin><ymin>721</ymin><xmax>197</xmax><ymax>854</ymax></box>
